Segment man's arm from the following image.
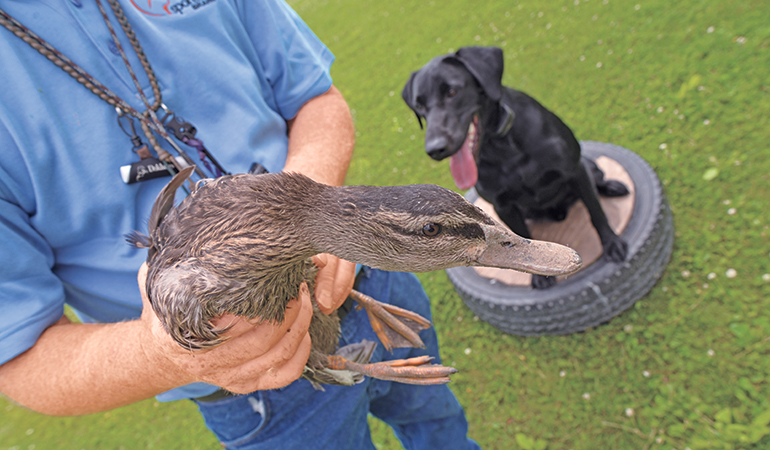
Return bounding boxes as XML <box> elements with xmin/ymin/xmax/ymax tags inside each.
<box><xmin>284</xmin><ymin>85</ymin><xmax>355</xmax><ymax>187</ymax></box>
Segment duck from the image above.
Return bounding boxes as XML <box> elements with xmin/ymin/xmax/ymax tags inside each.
<box><xmin>128</xmin><ymin>166</ymin><xmax>581</xmax><ymax>388</ymax></box>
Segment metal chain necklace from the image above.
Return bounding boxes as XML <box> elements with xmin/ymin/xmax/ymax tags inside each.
<box><xmin>0</xmin><ymin>0</ymin><xmax>229</xmax><ymax>180</ymax></box>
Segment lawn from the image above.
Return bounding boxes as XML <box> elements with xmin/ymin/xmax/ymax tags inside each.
<box><xmin>2</xmin><ymin>0</ymin><xmax>769</xmax><ymax>449</ymax></box>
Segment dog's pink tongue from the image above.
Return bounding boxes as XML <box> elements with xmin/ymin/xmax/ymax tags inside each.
<box><xmin>450</xmin><ymin>141</ymin><xmax>478</xmax><ymax>190</ymax></box>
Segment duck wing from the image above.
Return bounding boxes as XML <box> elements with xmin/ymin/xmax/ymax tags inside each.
<box><xmin>125</xmin><ymin>166</ymin><xmax>195</xmax><ymax>259</ymax></box>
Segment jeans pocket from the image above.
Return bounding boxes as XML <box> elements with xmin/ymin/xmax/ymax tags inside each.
<box><xmin>195</xmin><ymin>393</ymin><xmax>270</xmax><ymax>448</ymax></box>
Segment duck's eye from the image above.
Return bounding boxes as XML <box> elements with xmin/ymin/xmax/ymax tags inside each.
<box><xmin>447</xmin><ymin>88</ymin><xmax>457</xmax><ymax>98</ymax></box>
<box><xmin>415</xmin><ymin>103</ymin><xmax>425</xmax><ymax>111</ymax></box>
<box><xmin>422</xmin><ymin>223</ymin><xmax>442</xmax><ymax>236</ymax></box>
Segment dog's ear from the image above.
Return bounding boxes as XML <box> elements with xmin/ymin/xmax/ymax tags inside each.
<box><xmin>453</xmin><ymin>46</ymin><xmax>504</xmax><ymax>102</ymax></box>
<box><xmin>401</xmin><ymin>71</ymin><xmax>424</xmax><ymax>129</ymax></box>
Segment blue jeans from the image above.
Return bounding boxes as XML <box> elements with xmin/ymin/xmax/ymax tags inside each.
<box><xmin>194</xmin><ymin>268</ymin><xmax>481</xmax><ymax>450</ymax></box>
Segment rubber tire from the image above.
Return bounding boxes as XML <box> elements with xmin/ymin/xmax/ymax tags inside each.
<box><xmin>446</xmin><ymin>141</ymin><xmax>674</xmax><ymax>335</ymax></box>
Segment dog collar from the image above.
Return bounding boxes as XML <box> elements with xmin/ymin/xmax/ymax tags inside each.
<box><xmin>495</xmin><ymin>100</ymin><xmax>515</xmax><ymax>136</ymax></box>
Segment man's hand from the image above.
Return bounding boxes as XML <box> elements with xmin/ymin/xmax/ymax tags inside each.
<box><xmin>312</xmin><ymin>253</ymin><xmax>356</xmax><ymax>314</ymax></box>
<box><xmin>138</xmin><ymin>263</ymin><xmax>313</xmax><ymax>394</ymax></box>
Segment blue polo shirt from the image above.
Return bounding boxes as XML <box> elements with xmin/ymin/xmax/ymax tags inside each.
<box><xmin>0</xmin><ymin>0</ymin><xmax>334</xmax><ymax>400</ymax></box>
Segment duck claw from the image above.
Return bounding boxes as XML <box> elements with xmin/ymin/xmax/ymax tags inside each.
<box><xmin>326</xmin><ymin>354</ymin><xmax>457</xmax><ymax>385</ymax></box>
<box><xmin>348</xmin><ymin>289</ymin><xmax>431</xmax><ymax>352</ymax></box>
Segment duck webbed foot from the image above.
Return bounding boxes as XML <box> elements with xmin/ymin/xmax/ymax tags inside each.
<box><xmin>348</xmin><ymin>289</ymin><xmax>431</xmax><ymax>352</ymax></box>
<box><xmin>304</xmin><ymin>341</ymin><xmax>378</xmax><ymax>390</ymax></box>
<box><xmin>327</xmin><ymin>353</ymin><xmax>457</xmax><ymax>385</ymax></box>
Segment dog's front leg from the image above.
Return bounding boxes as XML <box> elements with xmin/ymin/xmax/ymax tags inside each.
<box><xmin>574</xmin><ymin>162</ymin><xmax>628</xmax><ymax>262</ymax></box>
<box><xmin>494</xmin><ymin>203</ymin><xmax>557</xmax><ymax>289</ymax></box>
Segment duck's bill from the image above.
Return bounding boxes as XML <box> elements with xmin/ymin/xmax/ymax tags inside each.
<box><xmin>473</xmin><ymin>222</ymin><xmax>582</xmax><ymax>276</ymax></box>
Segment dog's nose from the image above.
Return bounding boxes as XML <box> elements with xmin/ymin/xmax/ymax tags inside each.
<box><xmin>425</xmin><ymin>136</ymin><xmax>451</xmax><ymax>161</ymax></box>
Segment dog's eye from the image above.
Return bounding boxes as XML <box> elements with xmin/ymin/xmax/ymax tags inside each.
<box><xmin>447</xmin><ymin>89</ymin><xmax>457</xmax><ymax>98</ymax></box>
<box><xmin>422</xmin><ymin>223</ymin><xmax>442</xmax><ymax>237</ymax></box>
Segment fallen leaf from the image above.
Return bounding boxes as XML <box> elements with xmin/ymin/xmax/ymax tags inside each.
<box><xmin>703</xmin><ymin>167</ymin><xmax>719</xmax><ymax>181</ymax></box>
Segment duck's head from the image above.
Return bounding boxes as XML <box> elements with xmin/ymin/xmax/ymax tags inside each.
<box><xmin>306</xmin><ymin>179</ymin><xmax>582</xmax><ymax>276</ymax></box>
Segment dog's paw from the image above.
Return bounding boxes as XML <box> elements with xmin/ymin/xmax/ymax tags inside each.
<box><xmin>531</xmin><ymin>274</ymin><xmax>557</xmax><ymax>290</ymax></box>
<box><xmin>602</xmin><ymin>236</ymin><xmax>628</xmax><ymax>262</ymax></box>
<box><xmin>598</xmin><ymin>180</ymin><xmax>630</xmax><ymax>198</ymax></box>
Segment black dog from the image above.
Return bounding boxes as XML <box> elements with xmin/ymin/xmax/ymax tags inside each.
<box><xmin>402</xmin><ymin>46</ymin><xmax>629</xmax><ymax>289</ymax></box>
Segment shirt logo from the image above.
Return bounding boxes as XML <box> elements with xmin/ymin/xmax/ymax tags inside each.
<box><xmin>130</xmin><ymin>0</ymin><xmax>217</xmax><ymax>16</ymax></box>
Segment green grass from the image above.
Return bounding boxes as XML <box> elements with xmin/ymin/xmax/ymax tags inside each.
<box><xmin>2</xmin><ymin>0</ymin><xmax>769</xmax><ymax>448</ymax></box>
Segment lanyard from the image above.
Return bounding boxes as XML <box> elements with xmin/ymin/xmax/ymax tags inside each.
<box><xmin>0</xmin><ymin>0</ymin><xmax>229</xmax><ymax>180</ymax></box>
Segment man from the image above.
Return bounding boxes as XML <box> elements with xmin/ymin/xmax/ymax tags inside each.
<box><xmin>0</xmin><ymin>1</ymin><xmax>479</xmax><ymax>449</ymax></box>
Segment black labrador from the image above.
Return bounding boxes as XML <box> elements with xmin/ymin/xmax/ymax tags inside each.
<box><xmin>402</xmin><ymin>46</ymin><xmax>629</xmax><ymax>289</ymax></box>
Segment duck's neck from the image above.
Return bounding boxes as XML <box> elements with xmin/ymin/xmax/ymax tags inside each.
<box><xmin>299</xmin><ymin>183</ymin><xmax>393</xmax><ymax>269</ymax></box>
<box><xmin>304</xmin><ymin>182</ymin><xmax>420</xmax><ymax>270</ymax></box>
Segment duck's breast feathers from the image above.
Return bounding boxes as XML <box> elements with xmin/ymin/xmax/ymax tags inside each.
<box><xmin>154</xmin><ymin>174</ymin><xmax>264</xmax><ymax>246</ymax></box>
<box><xmin>151</xmin><ymin>172</ymin><xmax>318</xmax><ymax>276</ymax></box>
<box><xmin>169</xmin><ymin>172</ymin><xmax>318</xmax><ymax>220</ymax></box>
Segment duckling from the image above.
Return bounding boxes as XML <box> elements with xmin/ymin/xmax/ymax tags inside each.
<box><xmin>129</xmin><ymin>166</ymin><xmax>581</xmax><ymax>387</ymax></box>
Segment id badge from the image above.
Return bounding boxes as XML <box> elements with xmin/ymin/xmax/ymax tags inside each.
<box><xmin>120</xmin><ymin>156</ymin><xmax>189</xmax><ymax>184</ymax></box>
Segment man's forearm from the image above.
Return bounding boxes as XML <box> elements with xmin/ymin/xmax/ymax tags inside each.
<box><xmin>283</xmin><ymin>85</ymin><xmax>355</xmax><ymax>186</ymax></box>
<box><xmin>0</xmin><ymin>317</ymin><xmax>183</xmax><ymax>416</ymax></box>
